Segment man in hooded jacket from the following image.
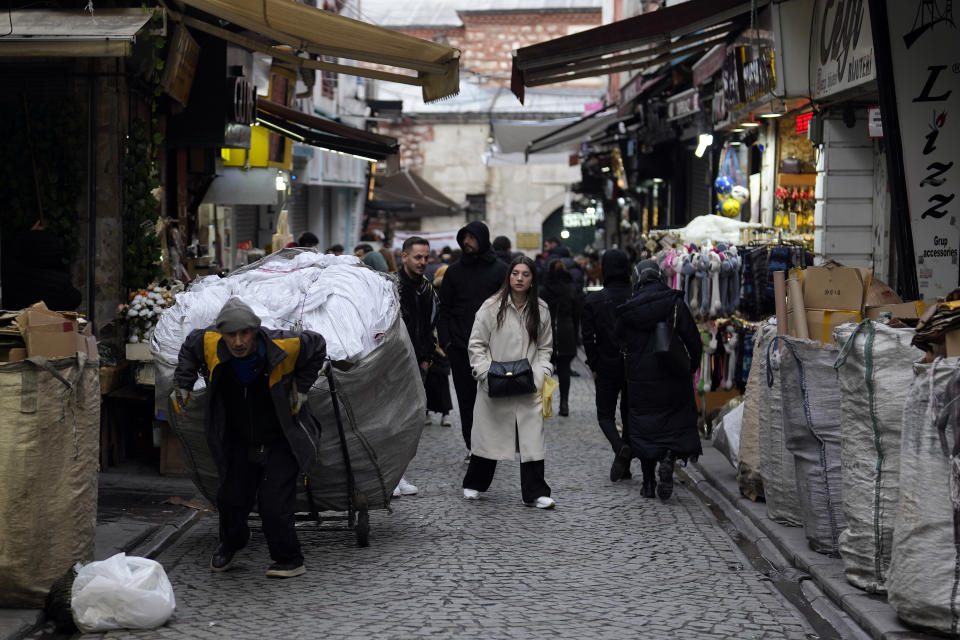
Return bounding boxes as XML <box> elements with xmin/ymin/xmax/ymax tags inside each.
<box><xmin>438</xmin><ymin>221</ymin><xmax>508</xmax><ymax>454</ymax></box>
<box><xmin>581</xmin><ymin>249</ymin><xmax>633</xmax><ymax>482</ymax></box>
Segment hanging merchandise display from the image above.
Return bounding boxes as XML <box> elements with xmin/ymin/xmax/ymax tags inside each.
<box><xmin>833</xmin><ymin>321</ymin><xmax>922</xmax><ymax>594</ymax></box>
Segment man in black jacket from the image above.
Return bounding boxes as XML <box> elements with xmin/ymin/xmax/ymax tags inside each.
<box><xmin>437</xmin><ymin>221</ymin><xmax>508</xmax><ymax>456</ymax></box>
<box><xmin>581</xmin><ymin>249</ymin><xmax>633</xmax><ymax>482</ymax></box>
<box><xmin>394</xmin><ymin>236</ymin><xmax>438</xmax><ymax>497</ymax></box>
<box><xmin>174</xmin><ymin>298</ymin><xmax>326</xmax><ymax>578</ymax></box>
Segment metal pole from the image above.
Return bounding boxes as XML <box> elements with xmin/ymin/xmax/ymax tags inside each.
<box><xmin>866</xmin><ymin>0</ymin><xmax>919</xmax><ymax>300</ymax></box>
<box><xmin>87</xmin><ymin>66</ymin><xmax>97</xmax><ymax>327</ymax></box>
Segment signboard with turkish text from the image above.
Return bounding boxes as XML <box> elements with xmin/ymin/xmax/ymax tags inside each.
<box><xmin>812</xmin><ymin>0</ymin><xmax>877</xmax><ymax>98</ymax></box>
<box><xmin>667</xmin><ymin>88</ymin><xmax>701</xmax><ymax>121</ymax></box>
<box><xmin>886</xmin><ymin>0</ymin><xmax>959</xmax><ymax>297</ymax></box>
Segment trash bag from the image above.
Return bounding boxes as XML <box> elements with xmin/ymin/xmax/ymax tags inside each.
<box><xmin>833</xmin><ymin>321</ymin><xmax>922</xmax><ymax>593</ymax></box>
<box><xmin>887</xmin><ymin>358</ymin><xmax>960</xmax><ymax>635</ymax></box>
<box><xmin>71</xmin><ymin>553</ymin><xmax>176</xmax><ymax>633</ymax></box>
<box><xmin>713</xmin><ymin>402</ymin><xmax>744</xmax><ymax>469</ymax></box>
<box><xmin>772</xmin><ymin>336</ymin><xmax>846</xmax><ymax>555</ymax></box>
<box><xmin>737</xmin><ymin>323</ymin><xmax>770</xmax><ymax>501</ymax></box>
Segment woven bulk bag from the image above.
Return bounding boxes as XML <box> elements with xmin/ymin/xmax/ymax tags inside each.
<box><xmin>833</xmin><ymin>321</ymin><xmax>921</xmax><ymax>593</ymax></box>
<box><xmin>887</xmin><ymin>359</ymin><xmax>960</xmax><ymax>635</ymax></box>
<box><xmin>772</xmin><ymin>336</ymin><xmax>846</xmax><ymax>555</ymax></box>
<box><xmin>0</xmin><ymin>355</ymin><xmax>100</xmax><ymax>606</ymax></box>
<box><xmin>760</xmin><ymin>327</ymin><xmax>803</xmax><ymax>526</ymax></box>
<box><xmin>736</xmin><ymin>324</ymin><xmax>769</xmax><ymax>501</ymax></box>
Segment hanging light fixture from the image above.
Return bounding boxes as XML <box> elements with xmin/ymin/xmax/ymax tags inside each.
<box><xmin>694</xmin><ymin>133</ymin><xmax>713</xmax><ymax>158</ymax></box>
<box><xmin>760</xmin><ymin>99</ymin><xmax>786</xmax><ymax>119</ymax></box>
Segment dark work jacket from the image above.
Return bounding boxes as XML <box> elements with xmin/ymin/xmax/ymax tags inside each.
<box><xmin>174</xmin><ymin>326</ymin><xmax>326</xmax><ymax>476</ymax></box>
<box><xmin>615</xmin><ymin>282</ymin><xmax>703</xmax><ymax>461</ymax></box>
<box><xmin>397</xmin><ymin>267</ymin><xmax>438</xmax><ymax>364</ymax></box>
<box><xmin>581</xmin><ymin>280</ymin><xmax>632</xmax><ymax>377</ymax></box>
<box><xmin>437</xmin><ymin>222</ymin><xmax>508</xmax><ymax>350</ymax></box>
<box><xmin>540</xmin><ymin>268</ymin><xmax>581</xmax><ymax>358</ymax></box>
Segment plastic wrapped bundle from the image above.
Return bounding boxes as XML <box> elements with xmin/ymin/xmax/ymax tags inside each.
<box><xmin>888</xmin><ymin>358</ymin><xmax>960</xmax><ymax>635</ymax></box>
<box><xmin>758</xmin><ymin>324</ymin><xmax>803</xmax><ymax>526</ymax></box>
<box><xmin>833</xmin><ymin>321</ymin><xmax>922</xmax><ymax>593</ymax></box>
<box><xmin>771</xmin><ymin>336</ymin><xmax>846</xmax><ymax>555</ymax></box>
<box><xmin>153</xmin><ymin>249</ymin><xmax>423</xmax><ymax>512</ymax></box>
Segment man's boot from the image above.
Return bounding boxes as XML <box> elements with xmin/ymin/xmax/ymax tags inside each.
<box><xmin>640</xmin><ymin>478</ymin><xmax>656</xmax><ymax>498</ymax></box>
<box><xmin>609</xmin><ymin>445</ymin><xmax>632</xmax><ymax>482</ymax></box>
<box><xmin>656</xmin><ymin>451</ymin><xmax>675</xmax><ymax>500</ymax></box>
<box><xmin>559</xmin><ymin>400</ymin><xmax>569</xmax><ymax>416</ymax></box>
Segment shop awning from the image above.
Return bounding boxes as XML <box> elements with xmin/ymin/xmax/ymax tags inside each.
<box><xmin>367</xmin><ymin>169</ymin><xmax>463</xmax><ymax>219</ymax></box>
<box><xmin>0</xmin><ymin>9</ymin><xmax>152</xmax><ymax>57</ymax></box>
<box><xmin>255</xmin><ymin>97</ymin><xmax>400</xmax><ymax>173</ymax></box>
<box><xmin>511</xmin><ymin>0</ymin><xmax>765</xmax><ymax>103</ymax></box>
<box><xmin>525</xmin><ymin>108</ymin><xmax>618</xmax><ymax>157</ymax></box>
<box><xmin>171</xmin><ymin>0</ymin><xmax>460</xmax><ymax>103</ymax></box>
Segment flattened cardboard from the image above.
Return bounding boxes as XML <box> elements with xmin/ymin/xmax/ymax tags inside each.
<box><xmin>801</xmin><ymin>265</ymin><xmax>866</xmax><ymax>312</ymax></box>
<box><xmin>15</xmin><ymin>302</ymin><xmax>79</xmax><ymax>358</ymax></box>
<box><xmin>789</xmin><ymin>307</ymin><xmax>861</xmax><ymax>345</ymax></box>
<box><xmin>947</xmin><ymin>330</ymin><xmax>960</xmax><ymax>358</ymax></box>
<box><xmin>866</xmin><ymin>300</ymin><xmax>938</xmax><ymax>321</ymax></box>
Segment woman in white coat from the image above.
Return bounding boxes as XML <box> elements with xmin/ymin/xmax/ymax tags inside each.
<box><xmin>462</xmin><ymin>255</ymin><xmax>556</xmax><ymax>509</ymax></box>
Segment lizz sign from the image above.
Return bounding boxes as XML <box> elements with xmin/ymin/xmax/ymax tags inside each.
<box><xmin>887</xmin><ymin>0</ymin><xmax>959</xmax><ymax>297</ymax></box>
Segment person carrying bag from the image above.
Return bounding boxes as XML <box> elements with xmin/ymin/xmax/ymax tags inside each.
<box><xmin>462</xmin><ymin>256</ymin><xmax>556</xmax><ymax>509</ymax></box>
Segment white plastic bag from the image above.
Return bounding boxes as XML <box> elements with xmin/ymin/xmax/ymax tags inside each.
<box><xmin>71</xmin><ymin>553</ymin><xmax>176</xmax><ymax>633</ymax></box>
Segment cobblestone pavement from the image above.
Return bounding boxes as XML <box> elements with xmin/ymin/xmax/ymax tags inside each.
<box><xmin>88</xmin><ymin>358</ymin><xmax>819</xmax><ymax>640</ymax></box>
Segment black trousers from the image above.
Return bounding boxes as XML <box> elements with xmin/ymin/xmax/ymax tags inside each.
<box><xmin>595</xmin><ymin>374</ymin><xmax>629</xmax><ymax>453</ymax></box>
<box><xmin>639</xmin><ymin>458</ymin><xmax>657</xmax><ymax>481</ymax></box>
<box><xmin>217</xmin><ymin>438</ymin><xmax>303</xmax><ymax>565</ymax></box>
<box><xmin>448</xmin><ymin>346</ymin><xmax>477</xmax><ymax>449</ymax></box>
<box><xmin>462</xmin><ymin>454</ymin><xmax>551</xmax><ymax>504</ymax></box>
<box><xmin>555</xmin><ymin>354</ymin><xmax>574</xmax><ymax>404</ymax></box>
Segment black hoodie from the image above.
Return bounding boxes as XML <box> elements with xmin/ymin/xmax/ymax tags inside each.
<box><xmin>437</xmin><ymin>221</ymin><xmax>508</xmax><ymax>350</ymax></box>
<box><xmin>581</xmin><ymin>249</ymin><xmax>633</xmax><ymax>375</ymax></box>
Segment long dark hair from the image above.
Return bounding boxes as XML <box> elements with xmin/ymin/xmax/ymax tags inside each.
<box><xmin>495</xmin><ymin>255</ymin><xmax>541</xmax><ymax>344</ymax></box>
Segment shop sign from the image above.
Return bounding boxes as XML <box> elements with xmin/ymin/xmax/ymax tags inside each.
<box><xmin>796</xmin><ymin>112</ymin><xmax>813</xmax><ymax>134</ymax></box>
<box><xmin>720</xmin><ymin>47</ymin><xmax>744</xmax><ymax>112</ymax></box>
<box><xmin>712</xmin><ymin>86</ymin><xmax>730</xmax><ymax>128</ymax></box>
<box><xmin>692</xmin><ymin>44</ymin><xmax>726</xmax><ymax>86</ymax></box>
<box><xmin>811</xmin><ymin>0</ymin><xmax>876</xmax><ymax>99</ymax></box>
<box><xmin>886</xmin><ymin>0</ymin><xmax>959</xmax><ymax>297</ymax></box>
<box><xmin>562</xmin><ymin>209</ymin><xmax>602</xmax><ymax>228</ymax></box>
<box><xmin>868</xmin><ymin>107</ymin><xmax>883</xmax><ymax>138</ymax></box>
<box><xmin>228</xmin><ymin>76</ymin><xmax>256</xmax><ymax>125</ymax></box>
<box><xmin>667</xmin><ymin>89</ymin><xmax>701</xmax><ymax>121</ymax></box>
<box><xmin>740</xmin><ymin>47</ymin><xmax>775</xmax><ymax>104</ymax></box>
<box><xmin>516</xmin><ymin>232</ymin><xmax>541</xmax><ymax>250</ymax></box>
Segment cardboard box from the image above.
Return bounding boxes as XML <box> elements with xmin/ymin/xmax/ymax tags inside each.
<box><xmin>866</xmin><ymin>300</ymin><xmax>937</xmax><ymax>322</ymax></box>
<box><xmin>99</xmin><ymin>363</ymin><xmax>128</xmax><ymax>394</ymax></box>
<box><xmin>946</xmin><ymin>330</ymin><xmax>960</xmax><ymax>358</ymax></box>
<box><xmin>15</xmin><ymin>302</ymin><xmax>79</xmax><ymax>358</ymax></box>
<box><xmin>0</xmin><ymin>347</ymin><xmax>26</xmax><ymax>362</ymax></box>
<box><xmin>800</xmin><ymin>265</ymin><xmax>867</xmax><ymax>312</ymax></box>
<box><xmin>126</xmin><ymin>342</ymin><xmax>152</xmax><ymax>361</ymax></box>
<box><xmin>789</xmin><ymin>307</ymin><xmax>861</xmax><ymax>344</ymax></box>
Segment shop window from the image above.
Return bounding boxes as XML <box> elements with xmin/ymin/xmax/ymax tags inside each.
<box><xmin>466</xmin><ymin>193</ymin><xmax>486</xmax><ymax>222</ymax></box>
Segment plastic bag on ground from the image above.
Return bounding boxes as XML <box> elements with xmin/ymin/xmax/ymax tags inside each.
<box><xmin>773</xmin><ymin>336</ymin><xmax>846</xmax><ymax>555</ymax></box>
<box><xmin>71</xmin><ymin>553</ymin><xmax>175</xmax><ymax>633</ymax></box>
<box><xmin>833</xmin><ymin>321</ymin><xmax>922</xmax><ymax>593</ymax></box>
<box><xmin>713</xmin><ymin>402</ymin><xmax>744</xmax><ymax>469</ymax></box>
<box><xmin>887</xmin><ymin>358</ymin><xmax>960</xmax><ymax>635</ymax></box>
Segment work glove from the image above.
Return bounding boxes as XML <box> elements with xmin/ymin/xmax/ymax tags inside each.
<box><xmin>174</xmin><ymin>388</ymin><xmax>191</xmax><ymax>412</ymax></box>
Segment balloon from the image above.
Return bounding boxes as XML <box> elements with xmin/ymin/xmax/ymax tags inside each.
<box><xmin>730</xmin><ymin>185</ymin><xmax>749</xmax><ymax>204</ymax></box>
<box><xmin>714</xmin><ymin>175</ymin><xmax>733</xmax><ymax>197</ymax></box>
<box><xmin>720</xmin><ymin>198</ymin><xmax>741</xmax><ymax>218</ymax></box>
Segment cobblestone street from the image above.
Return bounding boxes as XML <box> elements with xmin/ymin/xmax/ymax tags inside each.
<box><xmin>89</xmin><ymin>358</ymin><xmax>821</xmax><ymax>640</ymax></box>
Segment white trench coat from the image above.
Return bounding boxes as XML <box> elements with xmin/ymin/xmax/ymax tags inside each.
<box><xmin>468</xmin><ymin>294</ymin><xmax>553</xmax><ymax>462</ymax></box>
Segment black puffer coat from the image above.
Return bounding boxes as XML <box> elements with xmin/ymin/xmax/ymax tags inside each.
<box><xmin>581</xmin><ymin>250</ymin><xmax>632</xmax><ymax>377</ymax></box>
<box><xmin>615</xmin><ymin>281</ymin><xmax>703</xmax><ymax>461</ymax></box>
<box><xmin>540</xmin><ymin>262</ymin><xmax>581</xmax><ymax>358</ymax></box>
<box><xmin>437</xmin><ymin>222</ymin><xmax>508</xmax><ymax>350</ymax></box>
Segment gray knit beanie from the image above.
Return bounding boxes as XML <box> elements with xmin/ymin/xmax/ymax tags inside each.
<box><xmin>215</xmin><ymin>298</ymin><xmax>261</xmax><ymax>333</ymax></box>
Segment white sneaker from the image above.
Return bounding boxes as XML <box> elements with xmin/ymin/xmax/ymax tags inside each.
<box><xmin>424</xmin><ymin>413</ymin><xmax>433</xmax><ymax>425</ymax></box>
<box><xmin>463</xmin><ymin>488</ymin><xmax>481</xmax><ymax>500</ymax></box>
<box><xmin>523</xmin><ymin>496</ymin><xmax>556</xmax><ymax>509</ymax></box>
<box><xmin>441</xmin><ymin>415</ymin><xmax>453</xmax><ymax>427</ymax></box>
<box><xmin>395</xmin><ymin>477</ymin><xmax>418</xmax><ymax>496</ymax></box>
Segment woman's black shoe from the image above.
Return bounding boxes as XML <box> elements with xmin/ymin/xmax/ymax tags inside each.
<box><xmin>210</xmin><ymin>544</ymin><xmax>237</xmax><ymax>572</ymax></box>
<box><xmin>609</xmin><ymin>445</ymin><xmax>632</xmax><ymax>482</ymax></box>
<box><xmin>640</xmin><ymin>479</ymin><xmax>656</xmax><ymax>498</ymax></box>
<box><xmin>657</xmin><ymin>452</ymin><xmax>675</xmax><ymax>500</ymax></box>
<box><xmin>559</xmin><ymin>401</ymin><xmax>569</xmax><ymax>416</ymax></box>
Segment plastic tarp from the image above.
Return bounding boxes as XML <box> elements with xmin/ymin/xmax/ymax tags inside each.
<box><xmin>888</xmin><ymin>358</ymin><xmax>960</xmax><ymax>635</ymax></box>
<box><xmin>152</xmin><ymin>249</ymin><xmax>424</xmax><ymax>511</ymax></box>
<box><xmin>833</xmin><ymin>321</ymin><xmax>922</xmax><ymax>593</ymax></box>
<box><xmin>0</xmin><ymin>355</ymin><xmax>100</xmax><ymax>606</ymax></box>
<box><xmin>771</xmin><ymin>336</ymin><xmax>846</xmax><ymax>555</ymax></box>
<box><xmin>737</xmin><ymin>323</ymin><xmax>769</xmax><ymax>501</ymax></box>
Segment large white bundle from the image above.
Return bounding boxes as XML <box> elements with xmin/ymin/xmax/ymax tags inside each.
<box><xmin>888</xmin><ymin>357</ymin><xmax>960</xmax><ymax>635</ymax></box>
<box><xmin>833</xmin><ymin>321</ymin><xmax>922</xmax><ymax>593</ymax></box>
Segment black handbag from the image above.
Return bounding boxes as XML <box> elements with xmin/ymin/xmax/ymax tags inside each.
<box><xmin>653</xmin><ymin>303</ymin><xmax>691</xmax><ymax>378</ymax></box>
<box><xmin>487</xmin><ymin>359</ymin><xmax>536</xmax><ymax>397</ymax></box>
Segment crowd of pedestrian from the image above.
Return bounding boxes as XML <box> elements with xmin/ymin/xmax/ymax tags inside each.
<box><xmin>177</xmin><ymin>221</ymin><xmax>703</xmax><ymax>578</ymax></box>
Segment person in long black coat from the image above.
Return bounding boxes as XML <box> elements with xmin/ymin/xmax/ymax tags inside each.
<box><xmin>615</xmin><ymin>259</ymin><xmax>702</xmax><ymax>500</ymax></box>
<box><xmin>581</xmin><ymin>249</ymin><xmax>633</xmax><ymax>481</ymax></box>
<box><xmin>539</xmin><ymin>258</ymin><xmax>581</xmax><ymax>416</ymax></box>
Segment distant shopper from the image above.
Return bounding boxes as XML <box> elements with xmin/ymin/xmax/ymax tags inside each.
<box><xmin>437</xmin><ymin>221</ymin><xmax>508</xmax><ymax>458</ymax></box>
<box><xmin>492</xmin><ymin>235</ymin><xmax>520</xmax><ymax>263</ymax></box>
<box><xmin>539</xmin><ymin>258</ymin><xmax>581</xmax><ymax>417</ymax></box>
<box><xmin>462</xmin><ymin>256</ymin><xmax>555</xmax><ymax>508</ymax></box>
<box><xmin>379</xmin><ymin>247</ymin><xmax>398</xmax><ymax>272</ymax></box>
<box><xmin>325</xmin><ymin>244</ymin><xmax>344</xmax><ymax>256</ymax></box>
<box><xmin>354</xmin><ymin>243</ymin><xmax>389</xmax><ymax>272</ymax></box>
<box><xmin>174</xmin><ymin>298</ymin><xmax>325</xmax><ymax>578</ymax></box>
<box><xmin>425</xmin><ymin>265</ymin><xmax>453</xmax><ymax>426</ymax></box>
<box><xmin>297</xmin><ymin>232</ymin><xmax>319</xmax><ymax>248</ymax></box>
<box><xmin>615</xmin><ymin>260</ymin><xmax>702</xmax><ymax>500</ymax></box>
<box><xmin>581</xmin><ymin>249</ymin><xmax>633</xmax><ymax>481</ymax></box>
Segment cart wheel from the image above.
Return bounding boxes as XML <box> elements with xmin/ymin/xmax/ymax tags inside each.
<box><xmin>354</xmin><ymin>493</ymin><xmax>370</xmax><ymax>547</ymax></box>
